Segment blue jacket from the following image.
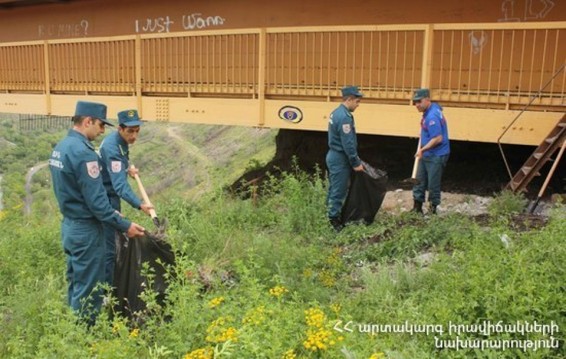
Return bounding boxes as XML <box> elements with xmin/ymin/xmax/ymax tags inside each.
<box><xmin>420</xmin><ymin>102</ymin><xmax>450</xmax><ymax>157</ymax></box>
<box><xmin>99</xmin><ymin>131</ymin><xmax>142</xmax><ymax>209</ymax></box>
<box><xmin>327</xmin><ymin>104</ymin><xmax>361</xmax><ymax>168</ymax></box>
<box><xmin>49</xmin><ymin>129</ymin><xmax>131</xmax><ymax>232</ymax></box>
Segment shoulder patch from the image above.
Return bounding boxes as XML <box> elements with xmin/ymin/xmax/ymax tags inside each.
<box><xmin>111</xmin><ymin>161</ymin><xmax>122</xmax><ymax>173</ymax></box>
<box><xmin>429</xmin><ymin>120</ymin><xmax>436</xmax><ymax>126</ymax></box>
<box><xmin>342</xmin><ymin>124</ymin><xmax>351</xmax><ymax>134</ymax></box>
<box><xmin>86</xmin><ymin>161</ymin><xmax>100</xmax><ymax>179</ymax></box>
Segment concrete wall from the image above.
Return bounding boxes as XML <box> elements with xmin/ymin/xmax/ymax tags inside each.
<box><xmin>1</xmin><ymin>0</ymin><xmax>564</xmax><ymax>42</ymax></box>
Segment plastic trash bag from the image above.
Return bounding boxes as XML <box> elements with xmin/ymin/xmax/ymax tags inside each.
<box><xmin>113</xmin><ymin>232</ymin><xmax>175</xmax><ymax>319</ymax></box>
<box><xmin>341</xmin><ymin>161</ymin><xmax>388</xmax><ymax>225</ymax></box>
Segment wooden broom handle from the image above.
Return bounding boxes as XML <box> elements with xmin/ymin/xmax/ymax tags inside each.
<box><xmin>130</xmin><ymin>165</ymin><xmax>158</xmax><ymax>219</ymax></box>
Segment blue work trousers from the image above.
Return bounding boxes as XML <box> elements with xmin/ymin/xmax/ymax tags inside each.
<box><xmin>413</xmin><ymin>154</ymin><xmax>449</xmax><ymax>206</ymax></box>
<box><xmin>102</xmin><ymin>194</ymin><xmax>121</xmax><ymax>285</ymax></box>
<box><xmin>326</xmin><ymin>150</ymin><xmax>352</xmax><ymax>219</ymax></box>
<box><xmin>62</xmin><ymin>217</ymin><xmax>105</xmax><ymax>322</ymax></box>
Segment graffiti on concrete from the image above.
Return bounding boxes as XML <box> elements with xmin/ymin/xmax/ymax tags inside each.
<box><xmin>38</xmin><ymin>20</ymin><xmax>89</xmax><ymax>38</ymax></box>
<box><xmin>499</xmin><ymin>0</ymin><xmax>555</xmax><ymax>22</ymax></box>
<box><xmin>135</xmin><ymin>16</ymin><xmax>175</xmax><ymax>33</ymax></box>
<box><xmin>469</xmin><ymin>31</ymin><xmax>488</xmax><ymax>55</ymax></box>
<box><xmin>472</xmin><ymin>0</ymin><xmax>555</xmax><ymax>54</ymax></box>
<box><xmin>182</xmin><ymin>13</ymin><xmax>225</xmax><ymax>30</ymax></box>
<box><xmin>135</xmin><ymin>13</ymin><xmax>226</xmax><ymax>33</ymax></box>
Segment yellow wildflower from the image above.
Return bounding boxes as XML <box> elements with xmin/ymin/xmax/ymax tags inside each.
<box><xmin>129</xmin><ymin>328</ymin><xmax>139</xmax><ymax>338</ymax></box>
<box><xmin>206</xmin><ymin>317</ymin><xmax>239</xmax><ymax>343</ymax></box>
<box><xmin>369</xmin><ymin>353</ymin><xmax>386</xmax><ymax>359</ymax></box>
<box><xmin>325</xmin><ymin>248</ymin><xmax>342</xmax><ymax>266</ymax></box>
<box><xmin>208</xmin><ymin>296</ymin><xmax>225</xmax><ymax>309</ymax></box>
<box><xmin>281</xmin><ymin>349</ymin><xmax>296</xmax><ymax>359</ymax></box>
<box><xmin>330</xmin><ymin>303</ymin><xmax>341</xmax><ymax>314</ymax></box>
<box><xmin>304</xmin><ymin>307</ymin><xmax>326</xmax><ymax>328</ymax></box>
<box><xmin>242</xmin><ymin>305</ymin><xmax>269</xmax><ymax>326</ymax></box>
<box><xmin>184</xmin><ymin>347</ymin><xmax>214</xmax><ymax>359</ymax></box>
<box><xmin>319</xmin><ymin>270</ymin><xmax>336</xmax><ymax>287</ymax></box>
<box><xmin>269</xmin><ymin>285</ymin><xmax>289</xmax><ymax>298</ymax></box>
<box><xmin>302</xmin><ymin>307</ymin><xmax>343</xmax><ymax>352</ymax></box>
<box><xmin>112</xmin><ymin>321</ymin><xmax>123</xmax><ymax>334</ymax></box>
<box><xmin>303</xmin><ymin>328</ymin><xmax>343</xmax><ymax>352</ymax></box>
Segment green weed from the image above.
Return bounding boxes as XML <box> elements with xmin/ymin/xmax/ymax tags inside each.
<box><xmin>488</xmin><ymin>190</ymin><xmax>528</xmax><ymax>218</ymax></box>
<box><xmin>0</xmin><ymin>122</ymin><xmax>564</xmax><ymax>358</ymax></box>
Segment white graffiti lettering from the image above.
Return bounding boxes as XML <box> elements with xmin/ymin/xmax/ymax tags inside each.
<box><xmin>135</xmin><ymin>16</ymin><xmax>174</xmax><ymax>33</ymax></box>
<box><xmin>182</xmin><ymin>13</ymin><xmax>225</xmax><ymax>30</ymax></box>
<box><xmin>468</xmin><ymin>31</ymin><xmax>488</xmax><ymax>55</ymax></box>
<box><xmin>499</xmin><ymin>0</ymin><xmax>555</xmax><ymax>22</ymax></box>
<box><xmin>38</xmin><ymin>20</ymin><xmax>89</xmax><ymax>38</ymax></box>
<box><xmin>133</xmin><ymin>13</ymin><xmax>224</xmax><ymax>33</ymax></box>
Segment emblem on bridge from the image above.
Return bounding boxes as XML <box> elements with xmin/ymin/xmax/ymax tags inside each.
<box><xmin>278</xmin><ymin>106</ymin><xmax>303</xmax><ymax>124</ymax></box>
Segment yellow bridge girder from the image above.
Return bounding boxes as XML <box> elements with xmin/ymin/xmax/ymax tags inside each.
<box><xmin>0</xmin><ymin>93</ymin><xmax>560</xmax><ymax>145</ymax></box>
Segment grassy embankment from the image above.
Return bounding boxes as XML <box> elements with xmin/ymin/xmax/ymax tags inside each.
<box><xmin>0</xmin><ymin>118</ymin><xmax>564</xmax><ymax>358</ymax></box>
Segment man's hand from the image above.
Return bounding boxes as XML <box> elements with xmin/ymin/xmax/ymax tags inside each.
<box><xmin>126</xmin><ymin>222</ymin><xmax>145</xmax><ymax>238</ymax></box>
<box><xmin>140</xmin><ymin>203</ymin><xmax>154</xmax><ymax>216</ymax></box>
<box><xmin>415</xmin><ymin>148</ymin><xmax>423</xmax><ymax>159</ymax></box>
<box><xmin>417</xmin><ymin>135</ymin><xmax>442</xmax><ymax>159</ymax></box>
<box><xmin>353</xmin><ymin>164</ymin><xmax>364</xmax><ymax>172</ymax></box>
<box><xmin>128</xmin><ymin>166</ymin><xmax>139</xmax><ymax>179</ymax></box>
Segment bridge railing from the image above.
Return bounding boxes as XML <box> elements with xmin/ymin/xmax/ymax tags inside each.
<box><xmin>0</xmin><ymin>21</ymin><xmax>564</xmax><ymax>110</ymax></box>
<box><xmin>431</xmin><ymin>23</ymin><xmax>565</xmax><ymax>108</ymax></box>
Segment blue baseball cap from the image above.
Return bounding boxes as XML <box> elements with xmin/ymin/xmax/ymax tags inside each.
<box><xmin>412</xmin><ymin>88</ymin><xmax>430</xmax><ymax>101</ymax></box>
<box><xmin>118</xmin><ymin>109</ymin><xmax>143</xmax><ymax>127</ymax></box>
<box><xmin>341</xmin><ymin>86</ymin><xmax>363</xmax><ymax>98</ymax></box>
<box><xmin>75</xmin><ymin>101</ymin><xmax>114</xmax><ymax>126</ymax></box>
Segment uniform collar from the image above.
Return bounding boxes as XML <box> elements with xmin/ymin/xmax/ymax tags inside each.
<box><xmin>340</xmin><ymin>104</ymin><xmax>353</xmax><ymax>117</ymax></box>
<box><xmin>69</xmin><ymin>129</ymin><xmax>94</xmax><ymax>150</ymax></box>
<box><xmin>113</xmin><ymin>131</ymin><xmax>129</xmax><ymax>156</ymax></box>
<box><xmin>114</xmin><ymin>131</ymin><xmax>128</xmax><ymax>147</ymax></box>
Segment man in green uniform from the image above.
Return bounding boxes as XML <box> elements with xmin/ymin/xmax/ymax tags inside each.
<box><xmin>49</xmin><ymin>101</ymin><xmax>145</xmax><ymax>324</ymax></box>
<box><xmin>326</xmin><ymin>86</ymin><xmax>365</xmax><ymax>231</ymax></box>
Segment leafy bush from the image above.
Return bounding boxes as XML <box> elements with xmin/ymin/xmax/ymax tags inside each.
<box><xmin>488</xmin><ymin>190</ymin><xmax>528</xmax><ymax>218</ymax></box>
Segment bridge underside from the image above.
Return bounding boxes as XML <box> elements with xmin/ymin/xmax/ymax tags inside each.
<box><xmin>0</xmin><ymin>93</ymin><xmax>561</xmax><ymax>146</ymax></box>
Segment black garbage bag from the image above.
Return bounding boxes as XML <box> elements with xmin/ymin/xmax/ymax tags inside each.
<box><xmin>341</xmin><ymin>161</ymin><xmax>388</xmax><ymax>225</ymax></box>
<box><xmin>113</xmin><ymin>232</ymin><xmax>175</xmax><ymax>319</ymax></box>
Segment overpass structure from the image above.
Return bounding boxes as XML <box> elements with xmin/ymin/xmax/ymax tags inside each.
<box><xmin>0</xmin><ymin>0</ymin><xmax>564</xmax><ymax>146</ymax></box>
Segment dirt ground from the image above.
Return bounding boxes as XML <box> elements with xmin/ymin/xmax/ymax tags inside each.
<box><xmin>380</xmin><ymin>188</ymin><xmax>565</xmax><ymax>219</ymax></box>
<box><xmin>380</xmin><ymin>189</ymin><xmax>493</xmax><ymax>216</ymax></box>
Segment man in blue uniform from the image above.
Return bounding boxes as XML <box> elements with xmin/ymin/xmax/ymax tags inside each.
<box><xmin>326</xmin><ymin>86</ymin><xmax>365</xmax><ymax>231</ymax></box>
<box><xmin>99</xmin><ymin>109</ymin><xmax>152</xmax><ymax>285</ymax></box>
<box><xmin>49</xmin><ymin>101</ymin><xmax>146</xmax><ymax>323</ymax></box>
<box><xmin>411</xmin><ymin>88</ymin><xmax>450</xmax><ymax>214</ymax></box>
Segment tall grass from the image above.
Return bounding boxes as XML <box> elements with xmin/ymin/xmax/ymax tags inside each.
<box><xmin>0</xmin><ymin>169</ymin><xmax>564</xmax><ymax>358</ymax></box>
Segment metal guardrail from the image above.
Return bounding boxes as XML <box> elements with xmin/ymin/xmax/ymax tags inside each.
<box><xmin>0</xmin><ymin>22</ymin><xmax>565</xmax><ymax>111</ymax></box>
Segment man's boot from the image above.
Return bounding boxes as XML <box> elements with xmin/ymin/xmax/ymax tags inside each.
<box><xmin>329</xmin><ymin>217</ymin><xmax>344</xmax><ymax>232</ymax></box>
<box><xmin>429</xmin><ymin>204</ymin><xmax>437</xmax><ymax>215</ymax></box>
<box><xmin>412</xmin><ymin>200</ymin><xmax>423</xmax><ymax>214</ymax></box>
